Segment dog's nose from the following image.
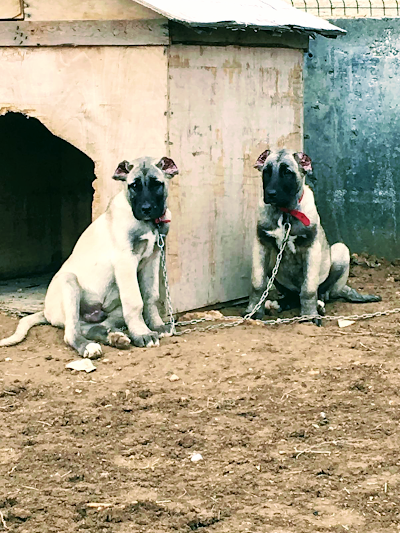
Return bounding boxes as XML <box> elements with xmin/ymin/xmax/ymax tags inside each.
<box><xmin>267</xmin><ymin>190</ymin><xmax>277</xmax><ymax>198</ymax></box>
<box><xmin>142</xmin><ymin>203</ymin><xmax>152</xmax><ymax>214</ymax></box>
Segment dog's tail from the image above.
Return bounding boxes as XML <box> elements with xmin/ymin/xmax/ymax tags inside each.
<box><xmin>0</xmin><ymin>311</ymin><xmax>49</xmax><ymax>347</ymax></box>
<box><xmin>334</xmin><ymin>285</ymin><xmax>381</xmax><ymax>303</ymax></box>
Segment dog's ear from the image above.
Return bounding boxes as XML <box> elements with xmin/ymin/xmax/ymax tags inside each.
<box><xmin>112</xmin><ymin>160</ymin><xmax>133</xmax><ymax>181</ymax></box>
<box><xmin>293</xmin><ymin>152</ymin><xmax>312</xmax><ymax>173</ymax></box>
<box><xmin>156</xmin><ymin>157</ymin><xmax>179</xmax><ymax>178</ymax></box>
<box><xmin>254</xmin><ymin>150</ymin><xmax>271</xmax><ymax>171</ymax></box>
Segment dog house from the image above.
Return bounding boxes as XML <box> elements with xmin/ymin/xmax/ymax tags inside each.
<box><xmin>0</xmin><ymin>0</ymin><xmax>343</xmax><ymax>313</ymax></box>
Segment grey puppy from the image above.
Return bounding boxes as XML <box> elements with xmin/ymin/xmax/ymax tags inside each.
<box><xmin>0</xmin><ymin>156</ymin><xmax>178</xmax><ymax>357</ymax></box>
<box><xmin>246</xmin><ymin>149</ymin><xmax>380</xmax><ymax>325</ymax></box>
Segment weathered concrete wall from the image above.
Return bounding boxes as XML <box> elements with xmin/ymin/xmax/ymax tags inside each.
<box><xmin>304</xmin><ymin>18</ymin><xmax>400</xmax><ymax>259</ymax></box>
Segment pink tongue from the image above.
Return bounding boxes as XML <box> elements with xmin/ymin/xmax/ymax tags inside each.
<box><xmin>157</xmin><ymin>208</ymin><xmax>171</xmax><ymax>223</ymax></box>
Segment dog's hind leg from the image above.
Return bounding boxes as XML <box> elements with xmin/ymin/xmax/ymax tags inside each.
<box><xmin>59</xmin><ymin>273</ymin><xmax>103</xmax><ymax>358</ymax></box>
<box><xmin>319</xmin><ymin>243</ymin><xmax>381</xmax><ymax>303</ymax></box>
<box><xmin>81</xmin><ymin>312</ymin><xmax>131</xmax><ymax>349</ymax></box>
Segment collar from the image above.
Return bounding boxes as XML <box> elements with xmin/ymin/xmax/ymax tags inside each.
<box><xmin>155</xmin><ymin>208</ymin><xmax>171</xmax><ymax>225</ymax></box>
<box><xmin>278</xmin><ymin>190</ymin><xmax>310</xmax><ymax>227</ymax></box>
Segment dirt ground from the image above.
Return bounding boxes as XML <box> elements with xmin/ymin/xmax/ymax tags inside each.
<box><xmin>1</xmin><ymin>257</ymin><xmax>400</xmax><ymax>532</ymax></box>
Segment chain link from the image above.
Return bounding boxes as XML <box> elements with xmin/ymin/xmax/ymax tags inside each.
<box><xmin>157</xmin><ymin>232</ymin><xmax>176</xmax><ymax>336</ymax></box>
<box><xmin>158</xmin><ymin>223</ymin><xmax>292</xmax><ymax>335</ymax></box>
<box><xmin>158</xmin><ymin>224</ymin><xmax>400</xmax><ymax>336</ymax></box>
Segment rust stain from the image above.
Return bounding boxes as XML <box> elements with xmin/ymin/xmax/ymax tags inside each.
<box><xmin>276</xmin><ymin>132</ymin><xmax>301</xmax><ymax>151</ymax></box>
<box><xmin>208</xmin><ymin>207</ymin><xmax>216</xmax><ymax>278</ymax></box>
<box><xmin>208</xmin><ymin>151</ymin><xmax>226</xmax><ymax>278</ymax></box>
<box><xmin>222</xmin><ymin>57</ymin><xmax>242</xmax><ymax>84</ymax></box>
<box><xmin>213</xmin><ymin>153</ymin><xmax>225</xmax><ymax>198</ymax></box>
<box><xmin>259</xmin><ymin>66</ymin><xmax>280</xmax><ymax>99</ymax></box>
<box><xmin>261</xmin><ymin>61</ymin><xmax>303</xmax><ymax>150</ymax></box>
<box><xmin>0</xmin><ymin>107</ymin><xmax>36</xmax><ymax>116</ymax></box>
<box><xmin>244</xmin><ymin>143</ymin><xmax>270</xmax><ymax>180</ymax></box>
<box><xmin>222</xmin><ymin>58</ymin><xmax>242</xmax><ymax>69</ymax></box>
<box><xmin>270</xmin><ymin>63</ymin><xmax>303</xmax><ymax>107</ymax></box>
<box><xmin>168</xmin><ymin>54</ymin><xmax>190</xmax><ymax>69</ymax></box>
<box><xmin>202</xmin><ymin>66</ymin><xmax>218</xmax><ymax>79</ymax></box>
<box><xmin>166</xmin><ymin>179</ymin><xmax>183</xmax><ymax>286</ymax></box>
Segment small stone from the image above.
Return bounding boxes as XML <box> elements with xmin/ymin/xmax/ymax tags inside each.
<box><xmin>169</xmin><ymin>374</ymin><xmax>180</xmax><ymax>382</ymax></box>
<box><xmin>178</xmin><ymin>435</ymin><xmax>196</xmax><ymax>448</ymax></box>
<box><xmin>66</xmin><ymin>359</ymin><xmax>96</xmax><ymax>373</ymax></box>
<box><xmin>5</xmin><ymin>357</ymin><xmax>12</xmax><ymax>362</ymax></box>
<box><xmin>338</xmin><ymin>319</ymin><xmax>356</xmax><ymax>328</ymax></box>
<box><xmin>9</xmin><ymin>508</ymin><xmax>31</xmax><ymax>520</ymax></box>
<box><xmin>138</xmin><ymin>390</ymin><xmax>152</xmax><ymax>399</ymax></box>
<box><xmin>191</xmin><ymin>453</ymin><xmax>203</xmax><ymax>462</ymax></box>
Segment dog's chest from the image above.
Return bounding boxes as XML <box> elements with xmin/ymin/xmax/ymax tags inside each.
<box><xmin>264</xmin><ymin>215</ymin><xmax>297</xmax><ymax>254</ymax></box>
<box><xmin>129</xmin><ymin>227</ymin><xmax>157</xmax><ymax>259</ymax></box>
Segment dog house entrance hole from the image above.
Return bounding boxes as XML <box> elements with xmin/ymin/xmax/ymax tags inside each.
<box><xmin>0</xmin><ymin>112</ymin><xmax>95</xmax><ymax>311</ymax></box>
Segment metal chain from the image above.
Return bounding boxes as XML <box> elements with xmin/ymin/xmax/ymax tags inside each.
<box><xmin>157</xmin><ymin>232</ymin><xmax>176</xmax><ymax>336</ymax></box>
<box><xmin>242</xmin><ymin>222</ymin><xmax>292</xmax><ymax>321</ymax></box>
<box><xmin>158</xmin><ymin>224</ymin><xmax>400</xmax><ymax>336</ymax></box>
<box><xmin>158</xmin><ymin>222</ymin><xmax>292</xmax><ymax>335</ymax></box>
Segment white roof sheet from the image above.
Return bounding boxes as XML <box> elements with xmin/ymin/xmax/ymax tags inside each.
<box><xmin>135</xmin><ymin>0</ymin><xmax>345</xmax><ymax>36</ymax></box>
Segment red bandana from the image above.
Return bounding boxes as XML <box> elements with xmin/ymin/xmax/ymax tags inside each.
<box><xmin>278</xmin><ymin>191</ymin><xmax>310</xmax><ymax>227</ymax></box>
<box><xmin>155</xmin><ymin>208</ymin><xmax>171</xmax><ymax>225</ymax></box>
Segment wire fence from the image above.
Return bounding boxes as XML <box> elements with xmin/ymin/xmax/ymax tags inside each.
<box><xmin>290</xmin><ymin>0</ymin><xmax>400</xmax><ymax>18</ymax></box>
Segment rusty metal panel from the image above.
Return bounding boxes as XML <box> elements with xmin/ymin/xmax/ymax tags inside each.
<box><xmin>167</xmin><ymin>45</ymin><xmax>304</xmax><ymax>312</ymax></box>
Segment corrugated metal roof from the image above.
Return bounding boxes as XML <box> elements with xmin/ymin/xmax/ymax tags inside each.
<box><xmin>134</xmin><ymin>0</ymin><xmax>345</xmax><ymax>37</ymax></box>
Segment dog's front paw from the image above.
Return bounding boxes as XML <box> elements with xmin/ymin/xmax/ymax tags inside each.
<box><xmin>317</xmin><ymin>300</ymin><xmax>326</xmax><ymax>316</ymax></box>
<box><xmin>242</xmin><ymin>307</ymin><xmax>264</xmax><ymax>320</ymax></box>
<box><xmin>152</xmin><ymin>323</ymin><xmax>174</xmax><ymax>338</ymax></box>
<box><xmin>83</xmin><ymin>342</ymin><xmax>103</xmax><ymax>359</ymax></box>
<box><xmin>312</xmin><ymin>317</ymin><xmax>322</xmax><ymax>327</ymax></box>
<box><xmin>131</xmin><ymin>331</ymin><xmax>160</xmax><ymax>348</ymax></box>
<box><xmin>107</xmin><ymin>331</ymin><xmax>131</xmax><ymax>349</ymax></box>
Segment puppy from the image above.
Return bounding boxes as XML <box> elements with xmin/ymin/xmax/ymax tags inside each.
<box><xmin>0</xmin><ymin>156</ymin><xmax>178</xmax><ymax>356</ymax></box>
<box><xmin>246</xmin><ymin>149</ymin><xmax>380</xmax><ymax>324</ymax></box>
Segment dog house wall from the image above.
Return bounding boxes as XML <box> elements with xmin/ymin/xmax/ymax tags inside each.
<box><xmin>0</xmin><ymin>0</ymin><xmax>340</xmax><ymax>312</ymax></box>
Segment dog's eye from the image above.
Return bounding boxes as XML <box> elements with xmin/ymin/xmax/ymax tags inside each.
<box><xmin>263</xmin><ymin>166</ymin><xmax>272</xmax><ymax>180</ymax></box>
<box><xmin>149</xmin><ymin>179</ymin><xmax>164</xmax><ymax>192</ymax></box>
<box><xmin>130</xmin><ymin>180</ymin><xmax>142</xmax><ymax>191</ymax></box>
<box><xmin>283</xmin><ymin>168</ymin><xmax>295</xmax><ymax>178</ymax></box>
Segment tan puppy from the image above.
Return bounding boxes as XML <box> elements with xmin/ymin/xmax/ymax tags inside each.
<box><xmin>0</xmin><ymin>156</ymin><xmax>178</xmax><ymax>356</ymax></box>
<box><xmin>247</xmin><ymin>149</ymin><xmax>380</xmax><ymax>324</ymax></box>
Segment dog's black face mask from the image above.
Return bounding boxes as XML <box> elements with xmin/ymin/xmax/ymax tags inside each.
<box><xmin>112</xmin><ymin>156</ymin><xmax>178</xmax><ymax>222</ymax></box>
<box><xmin>128</xmin><ymin>176</ymin><xmax>165</xmax><ymax>221</ymax></box>
<box><xmin>262</xmin><ymin>161</ymin><xmax>299</xmax><ymax>208</ymax></box>
<box><xmin>254</xmin><ymin>149</ymin><xmax>312</xmax><ymax>209</ymax></box>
